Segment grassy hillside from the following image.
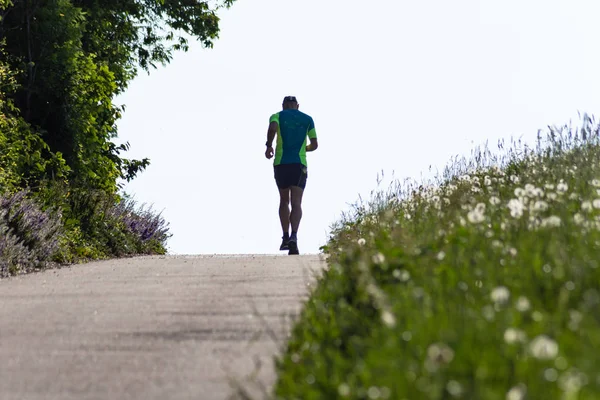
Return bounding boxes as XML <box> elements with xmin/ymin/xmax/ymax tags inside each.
<box><xmin>274</xmin><ymin>116</ymin><xmax>600</xmax><ymax>400</ymax></box>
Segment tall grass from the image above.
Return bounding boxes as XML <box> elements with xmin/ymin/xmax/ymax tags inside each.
<box><xmin>274</xmin><ymin>114</ymin><xmax>600</xmax><ymax>400</ymax></box>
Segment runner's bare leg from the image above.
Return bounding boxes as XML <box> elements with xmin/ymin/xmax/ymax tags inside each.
<box><xmin>279</xmin><ymin>188</ymin><xmax>291</xmax><ymax>234</ymax></box>
<box><xmin>290</xmin><ymin>186</ymin><xmax>304</xmax><ymax>233</ymax></box>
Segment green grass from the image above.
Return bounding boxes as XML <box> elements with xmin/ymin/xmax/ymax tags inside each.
<box><xmin>273</xmin><ymin>116</ymin><xmax>600</xmax><ymax>400</ymax></box>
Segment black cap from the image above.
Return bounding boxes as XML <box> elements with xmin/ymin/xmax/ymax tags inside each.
<box><xmin>283</xmin><ymin>96</ymin><xmax>298</xmax><ymax>103</ymax></box>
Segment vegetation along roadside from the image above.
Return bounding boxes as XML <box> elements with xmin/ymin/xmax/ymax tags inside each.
<box><xmin>274</xmin><ymin>115</ymin><xmax>600</xmax><ymax>400</ymax></box>
<box><xmin>0</xmin><ymin>0</ymin><xmax>236</xmax><ymax>276</ymax></box>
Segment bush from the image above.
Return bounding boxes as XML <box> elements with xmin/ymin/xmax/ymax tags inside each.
<box><xmin>0</xmin><ymin>191</ymin><xmax>62</xmax><ymax>276</ymax></box>
<box><xmin>275</xmin><ymin>116</ymin><xmax>600</xmax><ymax>399</ymax></box>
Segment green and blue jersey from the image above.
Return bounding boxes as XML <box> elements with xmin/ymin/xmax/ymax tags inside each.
<box><xmin>270</xmin><ymin>109</ymin><xmax>317</xmax><ymax>167</ymax></box>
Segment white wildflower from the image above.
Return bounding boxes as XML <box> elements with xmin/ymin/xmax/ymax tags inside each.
<box><xmin>514</xmin><ymin>188</ymin><xmax>525</xmax><ymax>197</ymax></box>
<box><xmin>574</xmin><ymin>213</ymin><xmax>585</xmax><ymax>225</ymax></box>
<box><xmin>545</xmin><ymin>183</ymin><xmax>555</xmax><ymax>190</ymax></box>
<box><xmin>490</xmin><ymin>196</ymin><xmax>501</xmax><ymax>206</ymax></box>
<box><xmin>541</xmin><ymin>216</ymin><xmax>561</xmax><ymax>228</ymax></box>
<box><xmin>591</xmin><ymin>179</ymin><xmax>600</xmax><ymax>187</ymax></box>
<box><xmin>558</xmin><ymin>370</ymin><xmax>587</xmax><ymax>394</ymax></box>
<box><xmin>544</xmin><ymin>368</ymin><xmax>559</xmax><ymax>382</ymax></box>
<box><xmin>471</xmin><ymin>186</ymin><xmax>481</xmax><ymax>193</ymax></box>
<box><xmin>516</xmin><ymin>296</ymin><xmax>531</xmax><ymax>312</ymax></box>
<box><xmin>381</xmin><ymin>310</ymin><xmax>396</xmax><ymax>327</ymax></box>
<box><xmin>506</xmin><ymin>384</ymin><xmax>527</xmax><ymax>400</ymax></box>
<box><xmin>491</xmin><ymin>286</ymin><xmax>510</xmax><ymax>305</ymax></box>
<box><xmin>557</xmin><ymin>181</ymin><xmax>569</xmax><ymax>194</ymax></box>
<box><xmin>338</xmin><ymin>383</ymin><xmax>351</xmax><ymax>397</ymax></box>
<box><xmin>468</xmin><ymin>203</ymin><xmax>486</xmax><ymax>224</ymax></box>
<box><xmin>446</xmin><ymin>381</ymin><xmax>463</xmax><ymax>397</ymax></box>
<box><xmin>525</xmin><ymin>184</ymin><xmax>536</xmax><ymax>197</ymax></box>
<box><xmin>484</xmin><ymin>176</ymin><xmax>492</xmax><ymax>186</ymax></box>
<box><xmin>504</xmin><ymin>328</ymin><xmax>527</xmax><ymax>344</ymax></box>
<box><xmin>582</xmin><ymin>201</ymin><xmax>593</xmax><ymax>212</ymax></box>
<box><xmin>357</xmin><ymin>238</ymin><xmax>366</xmax><ymax>246</ymax></box>
<box><xmin>510</xmin><ymin>175</ymin><xmax>520</xmax><ymax>184</ymax></box>
<box><xmin>569</xmin><ymin>193</ymin><xmax>579</xmax><ymax>200</ymax></box>
<box><xmin>547</xmin><ymin>193</ymin><xmax>558</xmax><ymax>201</ymax></box>
<box><xmin>508</xmin><ymin>199</ymin><xmax>525</xmax><ymax>218</ymax></box>
<box><xmin>529</xmin><ymin>335</ymin><xmax>559</xmax><ymax>360</ymax></box>
<box><xmin>593</xmin><ymin>199</ymin><xmax>600</xmax><ymax>209</ymax></box>
<box><xmin>437</xmin><ymin>251</ymin><xmax>446</xmax><ymax>261</ymax></box>
<box><xmin>367</xmin><ymin>387</ymin><xmax>382</xmax><ymax>399</ymax></box>
<box><xmin>532</xmin><ymin>201</ymin><xmax>549</xmax><ymax>212</ymax></box>
<box><xmin>372</xmin><ymin>253</ymin><xmax>385</xmax><ymax>264</ymax></box>
<box><xmin>427</xmin><ymin>342</ymin><xmax>455</xmax><ymax>365</ymax></box>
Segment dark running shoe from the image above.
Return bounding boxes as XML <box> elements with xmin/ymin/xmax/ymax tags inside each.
<box><xmin>279</xmin><ymin>236</ymin><xmax>290</xmax><ymax>251</ymax></box>
<box><xmin>288</xmin><ymin>239</ymin><xmax>299</xmax><ymax>255</ymax></box>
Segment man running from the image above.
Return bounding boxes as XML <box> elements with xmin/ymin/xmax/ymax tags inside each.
<box><xmin>265</xmin><ymin>96</ymin><xmax>318</xmax><ymax>255</ymax></box>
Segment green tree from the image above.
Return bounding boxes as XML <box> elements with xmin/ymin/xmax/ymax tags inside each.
<box><xmin>1</xmin><ymin>0</ymin><xmax>235</xmax><ymax>192</ymax></box>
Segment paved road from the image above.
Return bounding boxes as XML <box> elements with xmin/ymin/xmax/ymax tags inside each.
<box><xmin>0</xmin><ymin>255</ymin><xmax>325</xmax><ymax>400</ymax></box>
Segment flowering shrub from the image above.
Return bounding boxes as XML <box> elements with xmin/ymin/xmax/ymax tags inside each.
<box><xmin>275</xmin><ymin>116</ymin><xmax>600</xmax><ymax>399</ymax></box>
<box><xmin>0</xmin><ymin>191</ymin><xmax>62</xmax><ymax>276</ymax></box>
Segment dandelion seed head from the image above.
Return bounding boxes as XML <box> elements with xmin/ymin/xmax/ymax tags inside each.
<box><xmin>427</xmin><ymin>342</ymin><xmax>455</xmax><ymax>365</ymax></box>
<box><xmin>491</xmin><ymin>286</ymin><xmax>510</xmax><ymax>304</ymax></box>
<box><xmin>508</xmin><ymin>199</ymin><xmax>525</xmax><ymax>218</ymax></box>
<box><xmin>506</xmin><ymin>384</ymin><xmax>527</xmax><ymax>400</ymax></box>
<box><xmin>558</xmin><ymin>370</ymin><xmax>588</xmax><ymax>394</ymax></box>
<box><xmin>533</xmin><ymin>311</ymin><xmax>544</xmax><ymax>322</ymax></box>
<box><xmin>544</xmin><ymin>368</ymin><xmax>559</xmax><ymax>382</ymax></box>
<box><xmin>516</xmin><ymin>296</ymin><xmax>531</xmax><ymax>312</ymax></box>
<box><xmin>490</xmin><ymin>196</ymin><xmax>501</xmax><ymax>206</ymax></box>
<box><xmin>468</xmin><ymin>204</ymin><xmax>486</xmax><ymax>224</ymax></box>
<box><xmin>372</xmin><ymin>253</ymin><xmax>385</xmax><ymax>264</ymax></box>
<box><xmin>557</xmin><ymin>182</ymin><xmax>569</xmax><ymax>193</ymax></box>
<box><xmin>338</xmin><ymin>383</ymin><xmax>351</xmax><ymax>397</ymax></box>
<box><xmin>504</xmin><ymin>328</ymin><xmax>527</xmax><ymax>344</ymax></box>
<box><xmin>381</xmin><ymin>310</ymin><xmax>396</xmax><ymax>328</ymax></box>
<box><xmin>358</xmin><ymin>238</ymin><xmax>366</xmax><ymax>246</ymax></box>
<box><xmin>446</xmin><ymin>381</ymin><xmax>463</xmax><ymax>397</ymax></box>
<box><xmin>541</xmin><ymin>216</ymin><xmax>561</xmax><ymax>228</ymax></box>
<box><xmin>532</xmin><ymin>200</ymin><xmax>549</xmax><ymax>212</ymax></box>
<box><xmin>529</xmin><ymin>335</ymin><xmax>559</xmax><ymax>360</ymax></box>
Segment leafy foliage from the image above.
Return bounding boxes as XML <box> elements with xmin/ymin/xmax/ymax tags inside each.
<box><xmin>0</xmin><ymin>0</ymin><xmax>233</xmax><ymax>272</ymax></box>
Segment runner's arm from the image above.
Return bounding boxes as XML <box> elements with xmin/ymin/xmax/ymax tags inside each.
<box><xmin>306</xmin><ymin>138</ymin><xmax>318</xmax><ymax>152</ymax></box>
<box><xmin>265</xmin><ymin>121</ymin><xmax>278</xmax><ymax>147</ymax></box>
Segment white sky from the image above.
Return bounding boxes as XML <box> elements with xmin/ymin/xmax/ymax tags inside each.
<box><xmin>115</xmin><ymin>0</ymin><xmax>600</xmax><ymax>255</ymax></box>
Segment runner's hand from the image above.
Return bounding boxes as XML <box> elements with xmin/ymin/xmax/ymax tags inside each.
<box><xmin>265</xmin><ymin>146</ymin><xmax>274</xmax><ymax>159</ymax></box>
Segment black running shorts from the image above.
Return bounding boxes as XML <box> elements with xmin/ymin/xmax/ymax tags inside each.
<box><xmin>274</xmin><ymin>163</ymin><xmax>308</xmax><ymax>190</ymax></box>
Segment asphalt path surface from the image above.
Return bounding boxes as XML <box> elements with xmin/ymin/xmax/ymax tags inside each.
<box><xmin>0</xmin><ymin>254</ymin><xmax>325</xmax><ymax>400</ymax></box>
